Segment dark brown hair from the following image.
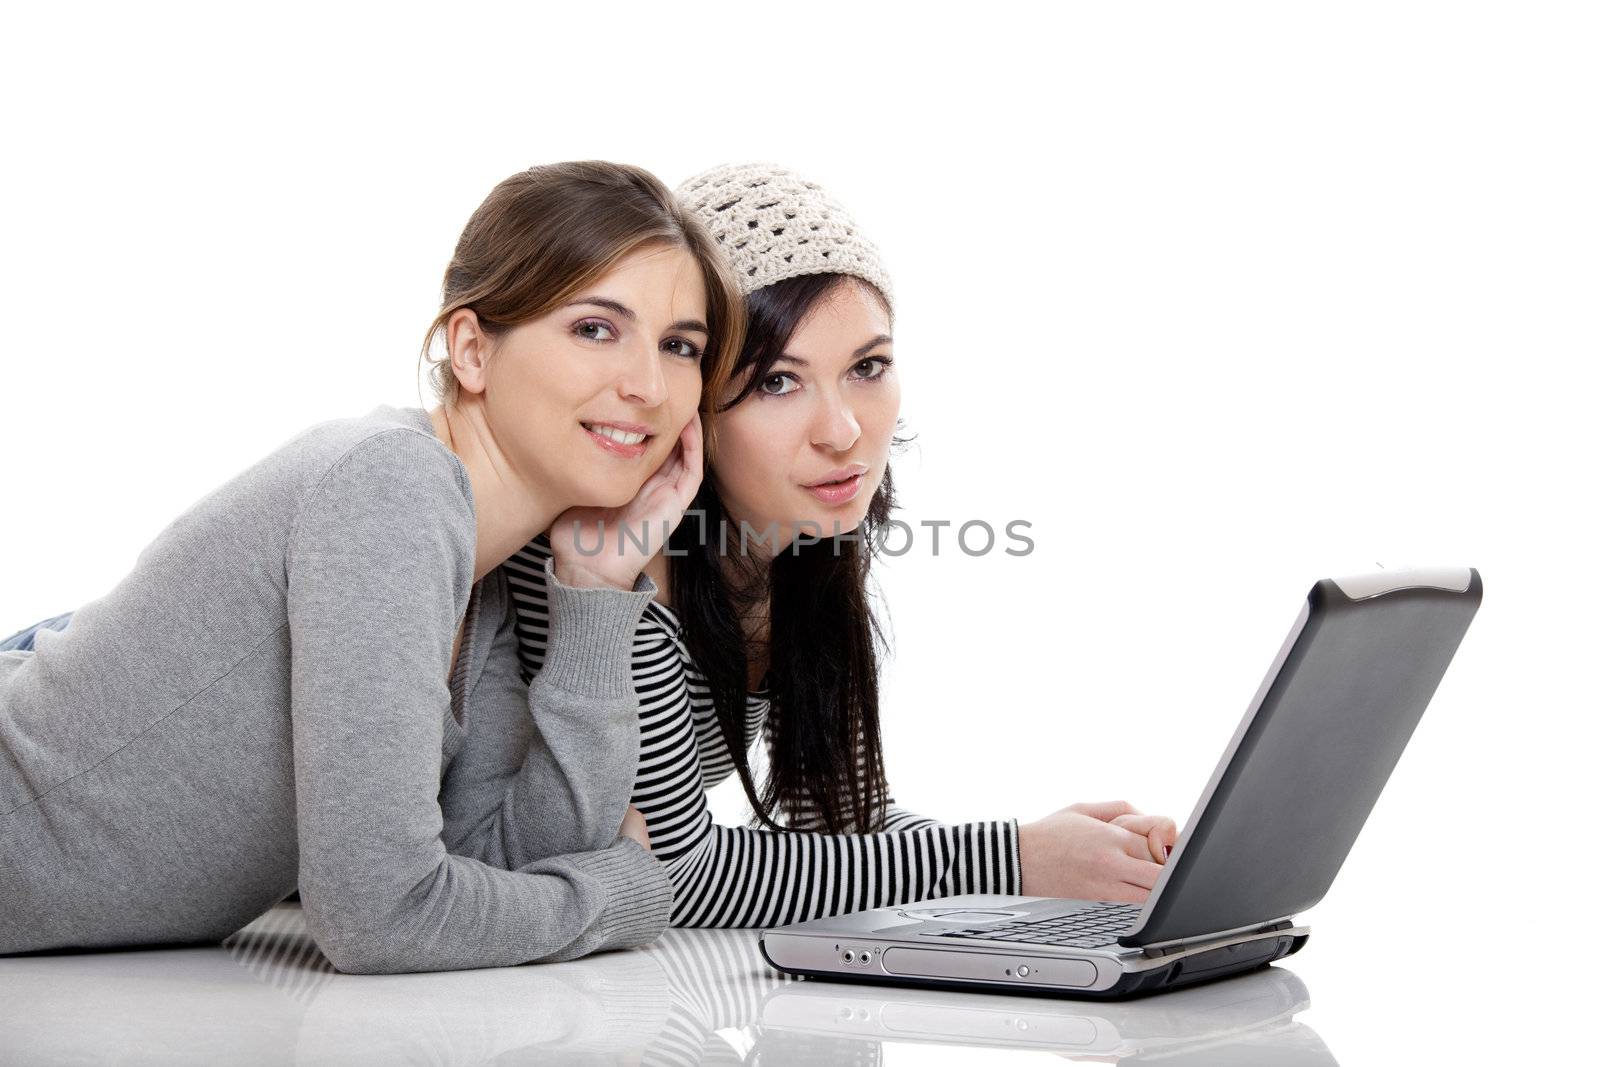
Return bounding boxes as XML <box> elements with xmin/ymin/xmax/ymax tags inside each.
<box><xmin>669</xmin><ymin>272</ymin><xmax>903</xmax><ymax>834</ymax></box>
<box><xmin>420</xmin><ymin>161</ymin><xmax>744</xmax><ymax>433</ymax></box>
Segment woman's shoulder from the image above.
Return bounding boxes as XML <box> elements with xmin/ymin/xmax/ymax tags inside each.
<box><xmin>271</xmin><ymin>405</ymin><xmax>469</xmax><ymax>510</ymax></box>
<box><xmin>282</xmin><ymin>405</ymin><xmax>460</xmax><ymax>479</ymax></box>
<box><xmin>278</xmin><ymin>405</ymin><xmax>470</xmax><ymax>537</ymax></box>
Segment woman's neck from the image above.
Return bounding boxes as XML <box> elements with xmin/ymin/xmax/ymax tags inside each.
<box><xmin>428</xmin><ymin>401</ymin><xmax>562</xmax><ymax>582</ymax></box>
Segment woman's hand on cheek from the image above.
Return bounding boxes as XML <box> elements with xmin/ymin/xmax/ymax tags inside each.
<box><xmin>549</xmin><ymin>412</ymin><xmax>704</xmax><ymax>591</ymax></box>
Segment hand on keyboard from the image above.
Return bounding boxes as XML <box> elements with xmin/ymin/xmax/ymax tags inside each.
<box><xmin>1017</xmin><ymin>802</ymin><xmax>1176</xmax><ymax>901</ymax></box>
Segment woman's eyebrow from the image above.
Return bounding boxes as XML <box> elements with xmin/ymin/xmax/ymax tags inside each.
<box><xmin>853</xmin><ymin>334</ymin><xmax>893</xmax><ymax>357</ymax></box>
<box><xmin>777</xmin><ymin>334</ymin><xmax>894</xmax><ymax>367</ymax></box>
<box><xmin>562</xmin><ymin>296</ymin><xmax>635</xmax><ymax>320</ymax></box>
<box><xmin>562</xmin><ymin>297</ymin><xmax>707</xmax><ymax>336</ymax></box>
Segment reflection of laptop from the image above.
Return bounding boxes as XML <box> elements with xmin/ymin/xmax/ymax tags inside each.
<box><xmin>762</xmin><ymin>567</ymin><xmax>1483</xmax><ymax>999</ymax></box>
<box><xmin>758</xmin><ymin>965</ymin><xmax>1326</xmax><ymax>1062</ymax></box>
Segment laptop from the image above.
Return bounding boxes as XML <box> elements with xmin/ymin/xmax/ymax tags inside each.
<box><xmin>760</xmin><ymin>566</ymin><xmax>1483</xmax><ymax>998</ymax></box>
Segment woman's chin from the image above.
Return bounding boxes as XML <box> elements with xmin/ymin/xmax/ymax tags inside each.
<box><xmin>795</xmin><ymin>508</ymin><xmax>869</xmax><ymax>540</ymax></box>
<box><xmin>571</xmin><ymin>472</ymin><xmax>645</xmax><ymax>512</ymax></box>
<box><xmin>601</xmin><ymin>484</ymin><xmax>644</xmax><ymax>511</ymax></box>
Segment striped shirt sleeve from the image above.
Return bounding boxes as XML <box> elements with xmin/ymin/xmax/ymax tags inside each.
<box><xmin>503</xmin><ymin>536</ymin><xmax>1022</xmax><ymax>930</ymax></box>
<box><xmin>773</xmin><ymin>742</ymin><xmax>943</xmax><ymax>834</ymax></box>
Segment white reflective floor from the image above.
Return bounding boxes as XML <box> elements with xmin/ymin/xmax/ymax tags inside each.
<box><xmin>0</xmin><ymin>904</ymin><xmax>1343</xmax><ymax>1065</ymax></box>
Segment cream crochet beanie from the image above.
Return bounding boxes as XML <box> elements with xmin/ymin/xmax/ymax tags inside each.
<box><xmin>674</xmin><ymin>163</ymin><xmax>894</xmax><ymax>314</ymax></box>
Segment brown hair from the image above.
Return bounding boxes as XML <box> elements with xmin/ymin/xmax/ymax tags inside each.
<box><xmin>419</xmin><ymin>161</ymin><xmax>744</xmax><ymax>441</ymax></box>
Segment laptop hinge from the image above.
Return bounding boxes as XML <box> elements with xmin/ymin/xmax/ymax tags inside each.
<box><xmin>1135</xmin><ymin>919</ymin><xmax>1296</xmax><ymax>959</ymax></box>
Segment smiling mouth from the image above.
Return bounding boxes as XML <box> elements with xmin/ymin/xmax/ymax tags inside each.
<box><xmin>581</xmin><ymin>422</ymin><xmax>652</xmax><ymax>447</ymax></box>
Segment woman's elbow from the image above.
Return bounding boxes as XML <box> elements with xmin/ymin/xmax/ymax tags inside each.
<box><xmin>302</xmin><ymin>906</ymin><xmax>418</xmax><ymax>974</ymax></box>
<box><xmin>317</xmin><ymin>927</ymin><xmax>407</xmax><ymax>974</ymax></box>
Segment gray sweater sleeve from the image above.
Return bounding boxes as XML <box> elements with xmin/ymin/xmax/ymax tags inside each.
<box><xmin>283</xmin><ymin>430</ymin><xmax>670</xmax><ymax>974</ymax></box>
<box><xmin>442</xmin><ymin>557</ymin><xmax>658</xmax><ymax>867</ymax></box>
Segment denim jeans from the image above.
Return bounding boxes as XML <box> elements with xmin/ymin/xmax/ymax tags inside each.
<box><xmin>0</xmin><ymin>612</ymin><xmax>75</xmax><ymax>652</ymax></box>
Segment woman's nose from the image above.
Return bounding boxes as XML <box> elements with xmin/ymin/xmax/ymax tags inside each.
<box><xmin>617</xmin><ymin>342</ymin><xmax>668</xmax><ymax>407</ymax></box>
<box><xmin>811</xmin><ymin>393</ymin><xmax>861</xmax><ymax>452</ymax></box>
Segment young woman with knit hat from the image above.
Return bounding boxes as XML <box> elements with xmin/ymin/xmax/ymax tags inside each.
<box><xmin>505</xmin><ymin>164</ymin><xmax>1180</xmax><ymax>928</ymax></box>
<box><xmin>1</xmin><ymin>161</ymin><xmax>744</xmax><ymax>970</ymax></box>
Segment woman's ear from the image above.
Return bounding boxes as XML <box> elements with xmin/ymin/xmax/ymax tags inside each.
<box><xmin>445</xmin><ymin>308</ymin><xmax>493</xmax><ymax>396</ymax></box>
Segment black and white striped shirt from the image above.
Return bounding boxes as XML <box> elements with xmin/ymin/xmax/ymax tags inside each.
<box><xmin>504</xmin><ymin>536</ymin><xmax>1020</xmax><ymax>928</ymax></box>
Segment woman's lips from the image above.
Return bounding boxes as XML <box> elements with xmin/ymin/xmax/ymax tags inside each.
<box><xmin>804</xmin><ymin>471</ymin><xmax>865</xmax><ymax>505</ymax></box>
<box><xmin>582</xmin><ymin>421</ymin><xmax>653</xmax><ymax>459</ymax></box>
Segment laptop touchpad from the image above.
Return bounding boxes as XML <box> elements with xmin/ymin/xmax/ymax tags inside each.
<box><xmin>916</xmin><ymin>910</ymin><xmax>1020</xmax><ymax>924</ymax></box>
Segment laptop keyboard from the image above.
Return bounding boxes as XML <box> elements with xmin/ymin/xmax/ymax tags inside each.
<box><xmin>931</xmin><ymin>902</ymin><xmax>1142</xmax><ymax>948</ymax></box>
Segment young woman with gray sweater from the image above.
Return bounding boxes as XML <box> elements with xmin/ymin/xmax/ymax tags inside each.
<box><xmin>0</xmin><ymin>161</ymin><xmax>744</xmax><ymax>973</ymax></box>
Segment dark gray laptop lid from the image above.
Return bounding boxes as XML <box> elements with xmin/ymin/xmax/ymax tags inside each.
<box><xmin>1120</xmin><ymin>567</ymin><xmax>1483</xmax><ymax>948</ymax></box>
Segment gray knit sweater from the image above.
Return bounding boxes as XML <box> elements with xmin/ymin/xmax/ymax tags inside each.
<box><xmin>0</xmin><ymin>405</ymin><xmax>673</xmax><ymax>973</ymax></box>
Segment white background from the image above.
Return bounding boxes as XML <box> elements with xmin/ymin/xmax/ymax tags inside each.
<box><xmin>3</xmin><ymin>1</ymin><xmax>1596</xmax><ymax>1059</ymax></box>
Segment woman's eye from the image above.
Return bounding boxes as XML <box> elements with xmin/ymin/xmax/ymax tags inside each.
<box><xmin>573</xmin><ymin>319</ymin><xmax>617</xmax><ymax>342</ymax></box>
<box><xmin>853</xmin><ymin>356</ymin><xmax>892</xmax><ymax>380</ymax></box>
<box><xmin>759</xmin><ymin>373</ymin><xmax>799</xmax><ymax>396</ymax></box>
<box><xmin>663</xmin><ymin>337</ymin><xmax>702</xmax><ymax>360</ymax></box>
